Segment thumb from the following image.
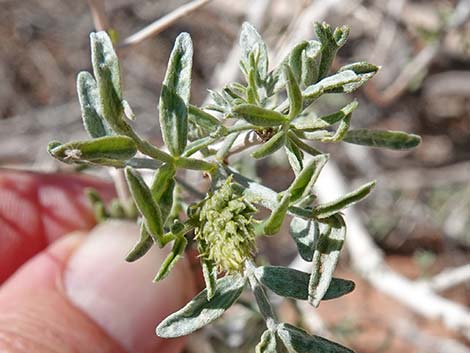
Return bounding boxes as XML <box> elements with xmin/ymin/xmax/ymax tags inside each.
<box><xmin>0</xmin><ymin>221</ymin><xmax>195</xmax><ymax>353</ymax></box>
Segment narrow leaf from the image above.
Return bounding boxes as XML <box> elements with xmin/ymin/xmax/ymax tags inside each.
<box><xmin>77</xmin><ymin>71</ymin><xmax>113</xmax><ymax>137</ymax></box>
<box><xmin>284</xmin><ymin>139</ymin><xmax>304</xmax><ymax>176</ymax></box>
<box><xmin>125</xmin><ymin>167</ymin><xmax>164</xmax><ymax>244</ymax></box>
<box><xmin>188</xmin><ymin>105</ymin><xmax>225</xmax><ymax>134</ymax></box>
<box><xmin>201</xmin><ymin>258</ymin><xmax>218</xmax><ymax>301</ymax></box>
<box><xmin>288</xmin><ymin>154</ymin><xmax>328</xmax><ymax>202</ymax></box>
<box><xmin>285</xmin><ymin>65</ymin><xmax>303</xmax><ymax>120</ymax></box>
<box><xmin>264</xmin><ymin>192</ymin><xmax>291</xmax><ymax>235</ymax></box>
<box><xmin>175</xmin><ymin>157</ymin><xmax>215</xmax><ymax>171</ymax></box>
<box><xmin>278</xmin><ymin>323</ymin><xmax>355</xmax><ymax>353</ymax></box>
<box><xmin>156</xmin><ymin>274</ymin><xmax>246</xmax><ymax>338</ymax></box>
<box><xmin>90</xmin><ymin>31</ymin><xmax>123</xmax><ymax>126</ymax></box>
<box><xmin>343</xmin><ymin>129</ymin><xmax>422</xmax><ymax>150</ymax></box>
<box><xmin>233</xmin><ymin>104</ymin><xmax>288</xmax><ymax>127</ymax></box>
<box><xmin>288</xmin><ymin>41</ymin><xmax>309</xmax><ymax>83</ymax></box>
<box><xmin>151</xmin><ymin>163</ymin><xmax>176</xmax><ymax>223</ymax></box>
<box><xmin>126</xmin><ymin>222</ymin><xmax>154</xmax><ymax>262</ymax></box>
<box><xmin>301</xmin><ymin>40</ymin><xmax>322</xmax><ymax>87</ymax></box>
<box><xmin>154</xmin><ymin>236</ymin><xmax>188</xmax><ymax>281</ymax></box>
<box><xmin>159</xmin><ymin>85</ymin><xmax>188</xmax><ymax>156</ymax></box>
<box><xmin>315</xmin><ymin>22</ymin><xmax>349</xmax><ymax>80</ymax></box>
<box><xmin>240</xmin><ymin>22</ymin><xmax>269</xmax><ymax>80</ymax></box>
<box><xmin>251</xmin><ymin>130</ymin><xmax>286</xmax><ymax>159</ymax></box>
<box><xmin>288</xmin><ymin>132</ymin><xmax>323</xmax><ymax>156</ymax></box>
<box><xmin>162</xmin><ymin>32</ymin><xmax>193</xmax><ymax>104</ymax></box>
<box><xmin>50</xmin><ymin>136</ymin><xmax>137</xmax><ymax>162</ymax></box>
<box><xmin>255</xmin><ymin>266</ymin><xmax>355</xmax><ymax>301</ymax></box>
<box><xmin>256</xmin><ymin>329</ymin><xmax>277</xmax><ymax>353</ymax></box>
<box><xmin>308</xmin><ymin>214</ymin><xmax>346</xmax><ymax>307</ymax></box>
<box><xmin>289</xmin><ymin>217</ymin><xmax>318</xmax><ymax>261</ymax></box>
<box><xmin>295</xmin><ymin>101</ymin><xmax>358</xmax><ymax>131</ymax></box>
<box><xmin>338</xmin><ymin>61</ymin><xmax>379</xmax><ymax>93</ymax></box>
<box><xmin>312</xmin><ymin>181</ymin><xmax>376</xmax><ymax>219</ymax></box>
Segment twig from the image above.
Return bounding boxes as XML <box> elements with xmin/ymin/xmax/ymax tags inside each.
<box><xmin>87</xmin><ymin>0</ymin><xmax>109</xmax><ymax>31</ymax></box>
<box><xmin>393</xmin><ymin>319</ymin><xmax>470</xmax><ymax>353</ymax></box>
<box><xmin>119</xmin><ymin>0</ymin><xmax>212</xmax><ymax>49</ymax></box>
<box><xmin>425</xmin><ymin>264</ymin><xmax>470</xmax><ymax>292</ymax></box>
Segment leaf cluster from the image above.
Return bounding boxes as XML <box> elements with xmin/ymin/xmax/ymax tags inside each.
<box><xmin>48</xmin><ymin>21</ymin><xmax>421</xmax><ymax>353</ymax></box>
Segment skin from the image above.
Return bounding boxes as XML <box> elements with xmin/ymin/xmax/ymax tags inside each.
<box><xmin>0</xmin><ymin>169</ymin><xmax>196</xmax><ymax>353</ymax></box>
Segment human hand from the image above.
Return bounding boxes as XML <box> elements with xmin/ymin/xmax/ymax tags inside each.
<box><xmin>0</xmin><ymin>169</ymin><xmax>196</xmax><ymax>353</ymax></box>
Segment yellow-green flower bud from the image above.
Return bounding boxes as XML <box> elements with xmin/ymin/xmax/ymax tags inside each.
<box><xmin>192</xmin><ymin>177</ymin><xmax>257</xmax><ymax>273</ymax></box>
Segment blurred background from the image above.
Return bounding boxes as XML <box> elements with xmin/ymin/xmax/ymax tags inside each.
<box><xmin>0</xmin><ymin>0</ymin><xmax>469</xmax><ymax>352</ymax></box>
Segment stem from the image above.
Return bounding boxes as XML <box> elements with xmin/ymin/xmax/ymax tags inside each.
<box><xmin>120</xmin><ymin>0</ymin><xmax>212</xmax><ymax>49</ymax></box>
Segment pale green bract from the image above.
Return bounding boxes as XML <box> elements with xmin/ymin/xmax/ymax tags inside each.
<box><xmin>48</xmin><ymin>20</ymin><xmax>421</xmax><ymax>353</ymax></box>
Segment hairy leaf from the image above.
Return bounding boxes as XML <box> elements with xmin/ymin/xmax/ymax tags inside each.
<box><xmin>278</xmin><ymin>323</ymin><xmax>355</xmax><ymax>353</ymax></box>
<box><xmin>312</xmin><ymin>181</ymin><xmax>376</xmax><ymax>219</ymax></box>
<box><xmin>159</xmin><ymin>84</ymin><xmax>188</xmax><ymax>156</ymax></box>
<box><xmin>90</xmin><ymin>31</ymin><xmax>123</xmax><ymax>127</ymax></box>
<box><xmin>308</xmin><ymin>214</ymin><xmax>346</xmax><ymax>307</ymax></box>
<box><xmin>288</xmin><ymin>154</ymin><xmax>328</xmax><ymax>202</ymax></box>
<box><xmin>240</xmin><ymin>22</ymin><xmax>269</xmax><ymax>80</ymax></box>
<box><xmin>255</xmin><ymin>266</ymin><xmax>355</xmax><ymax>301</ymax></box>
<box><xmin>233</xmin><ymin>104</ymin><xmax>288</xmax><ymax>127</ymax></box>
<box><xmin>77</xmin><ymin>71</ymin><xmax>113</xmax><ymax>138</ymax></box>
<box><xmin>285</xmin><ymin>65</ymin><xmax>303</xmax><ymax>120</ymax></box>
<box><xmin>289</xmin><ymin>217</ymin><xmax>318</xmax><ymax>261</ymax></box>
<box><xmin>125</xmin><ymin>167</ymin><xmax>164</xmax><ymax>244</ymax></box>
<box><xmin>256</xmin><ymin>329</ymin><xmax>278</xmax><ymax>353</ymax></box>
<box><xmin>156</xmin><ymin>274</ymin><xmax>246</xmax><ymax>338</ymax></box>
<box><xmin>343</xmin><ymin>129</ymin><xmax>422</xmax><ymax>150</ymax></box>
<box><xmin>264</xmin><ymin>192</ymin><xmax>291</xmax><ymax>235</ymax></box>
<box><xmin>252</xmin><ymin>130</ymin><xmax>286</xmax><ymax>159</ymax></box>
<box><xmin>126</xmin><ymin>222</ymin><xmax>154</xmax><ymax>262</ymax></box>
<box><xmin>50</xmin><ymin>136</ymin><xmax>137</xmax><ymax>162</ymax></box>
<box><xmin>154</xmin><ymin>236</ymin><xmax>188</xmax><ymax>281</ymax></box>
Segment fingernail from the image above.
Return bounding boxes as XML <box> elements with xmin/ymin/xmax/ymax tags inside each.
<box><xmin>64</xmin><ymin>221</ymin><xmax>194</xmax><ymax>353</ymax></box>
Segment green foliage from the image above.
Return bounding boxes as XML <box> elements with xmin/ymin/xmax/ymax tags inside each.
<box><xmin>48</xmin><ymin>21</ymin><xmax>421</xmax><ymax>353</ymax></box>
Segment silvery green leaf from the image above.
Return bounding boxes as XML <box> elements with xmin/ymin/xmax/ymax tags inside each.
<box><xmin>285</xmin><ymin>65</ymin><xmax>303</xmax><ymax>121</ymax></box>
<box><xmin>288</xmin><ymin>41</ymin><xmax>309</xmax><ymax>83</ymax></box>
<box><xmin>255</xmin><ymin>266</ymin><xmax>355</xmax><ymax>301</ymax></box>
<box><xmin>256</xmin><ymin>329</ymin><xmax>277</xmax><ymax>353</ymax></box>
<box><xmin>284</xmin><ymin>139</ymin><xmax>304</xmax><ymax>176</ymax></box>
<box><xmin>90</xmin><ymin>31</ymin><xmax>123</xmax><ymax>127</ymax></box>
<box><xmin>264</xmin><ymin>192</ymin><xmax>291</xmax><ymax>235</ymax></box>
<box><xmin>315</xmin><ymin>22</ymin><xmax>349</xmax><ymax>80</ymax></box>
<box><xmin>312</xmin><ymin>181</ymin><xmax>376</xmax><ymax>219</ymax></box>
<box><xmin>277</xmin><ymin>323</ymin><xmax>355</xmax><ymax>353</ymax></box>
<box><xmin>159</xmin><ymin>84</ymin><xmax>188</xmax><ymax>156</ymax></box>
<box><xmin>289</xmin><ymin>217</ymin><xmax>318</xmax><ymax>261</ymax></box>
<box><xmin>251</xmin><ymin>130</ymin><xmax>286</xmax><ymax>159</ymax></box>
<box><xmin>308</xmin><ymin>214</ymin><xmax>346</xmax><ymax>307</ymax></box>
<box><xmin>338</xmin><ymin>61</ymin><xmax>379</xmax><ymax>93</ymax></box>
<box><xmin>162</xmin><ymin>32</ymin><xmax>193</xmax><ymax>104</ymax></box>
<box><xmin>287</xmin><ymin>132</ymin><xmax>323</xmax><ymax>157</ymax></box>
<box><xmin>150</xmin><ymin>163</ymin><xmax>176</xmax><ymax>223</ymax></box>
<box><xmin>125</xmin><ymin>167</ymin><xmax>164</xmax><ymax>244</ymax></box>
<box><xmin>188</xmin><ymin>105</ymin><xmax>225</xmax><ymax>134</ymax></box>
<box><xmin>303</xmin><ymin>70</ymin><xmax>361</xmax><ymax>98</ymax></box>
<box><xmin>295</xmin><ymin>101</ymin><xmax>358</xmax><ymax>130</ymax></box>
<box><xmin>77</xmin><ymin>71</ymin><xmax>113</xmax><ymax>138</ymax></box>
<box><xmin>50</xmin><ymin>136</ymin><xmax>137</xmax><ymax>162</ymax></box>
<box><xmin>126</xmin><ymin>222</ymin><xmax>154</xmax><ymax>262</ymax></box>
<box><xmin>288</xmin><ymin>154</ymin><xmax>328</xmax><ymax>202</ymax></box>
<box><xmin>156</xmin><ymin>274</ymin><xmax>246</xmax><ymax>338</ymax></box>
<box><xmin>318</xmin><ymin>114</ymin><xmax>351</xmax><ymax>143</ymax></box>
<box><xmin>175</xmin><ymin>157</ymin><xmax>215</xmax><ymax>171</ymax></box>
<box><xmin>301</xmin><ymin>40</ymin><xmax>322</xmax><ymax>87</ymax></box>
<box><xmin>201</xmin><ymin>258</ymin><xmax>218</xmax><ymax>300</ymax></box>
<box><xmin>233</xmin><ymin>104</ymin><xmax>288</xmax><ymax>127</ymax></box>
<box><xmin>240</xmin><ymin>22</ymin><xmax>269</xmax><ymax>80</ymax></box>
<box><xmin>343</xmin><ymin>129</ymin><xmax>422</xmax><ymax>150</ymax></box>
<box><xmin>154</xmin><ymin>236</ymin><xmax>188</xmax><ymax>281</ymax></box>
